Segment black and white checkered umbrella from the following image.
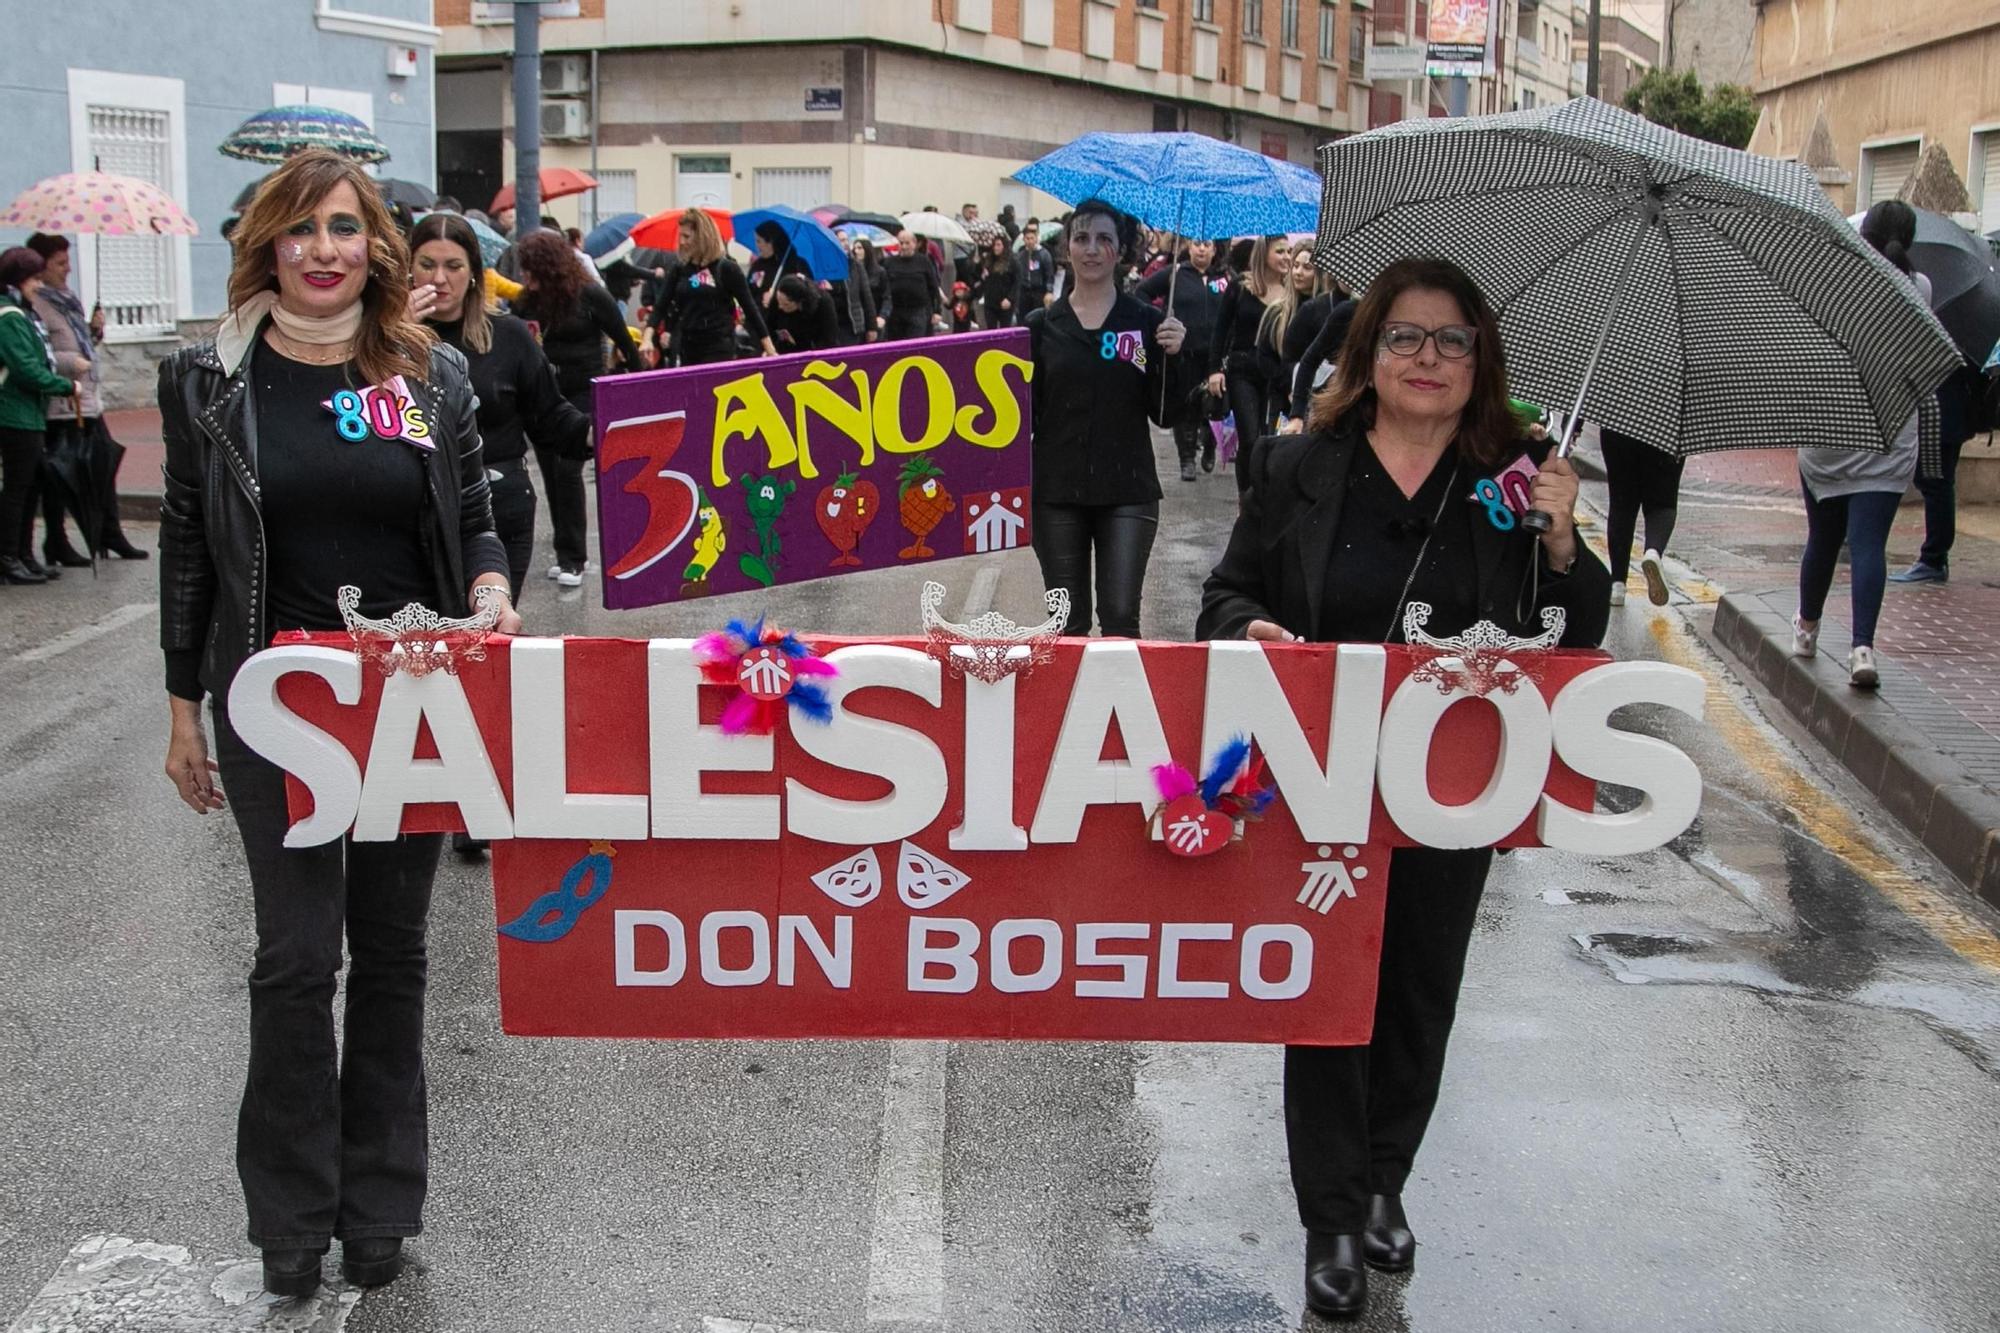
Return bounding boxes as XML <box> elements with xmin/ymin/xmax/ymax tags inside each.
<box><xmin>1313</xmin><ymin>98</ymin><xmax>1962</xmax><ymax>461</ymax></box>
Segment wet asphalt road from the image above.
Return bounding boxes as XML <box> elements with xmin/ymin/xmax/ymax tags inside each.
<box><xmin>2</xmin><ymin>431</ymin><xmax>1999</xmax><ymax>1332</ymax></box>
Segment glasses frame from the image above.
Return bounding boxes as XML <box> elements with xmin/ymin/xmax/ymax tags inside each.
<box><xmin>1378</xmin><ymin>321</ymin><xmax>1478</xmax><ymax>360</ymax></box>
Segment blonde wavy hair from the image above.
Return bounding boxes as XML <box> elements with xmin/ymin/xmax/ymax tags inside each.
<box><xmin>226</xmin><ymin>149</ymin><xmax>432</xmax><ymax>385</ymax></box>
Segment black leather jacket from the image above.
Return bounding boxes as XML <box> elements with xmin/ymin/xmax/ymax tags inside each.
<box><xmin>158</xmin><ymin>329</ymin><xmax>509</xmax><ymax>701</ymax></box>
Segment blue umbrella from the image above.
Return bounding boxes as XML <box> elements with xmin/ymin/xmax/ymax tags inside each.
<box><xmin>220</xmin><ymin>105</ymin><xmax>390</xmax><ymax>165</ymax></box>
<box><xmin>835</xmin><ymin>221</ymin><xmax>895</xmax><ymax>247</ymax></box>
<box><xmin>1011</xmin><ymin>131</ymin><xmax>1320</xmax><ymax>238</ymax></box>
<box><xmin>731</xmin><ymin>204</ymin><xmax>849</xmax><ymax>281</ymax></box>
<box><xmin>583</xmin><ymin>211</ymin><xmax>645</xmax><ymax>263</ymax></box>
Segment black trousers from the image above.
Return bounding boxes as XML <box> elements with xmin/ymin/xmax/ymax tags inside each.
<box><xmin>677</xmin><ymin>334</ymin><xmax>739</xmax><ymax>367</ymax></box>
<box><xmin>215</xmin><ymin>703</ymin><xmax>443</xmax><ymax>1249</ymax></box>
<box><xmin>1915</xmin><ymin>431</ymin><xmax>1964</xmax><ymax>570</ymax></box>
<box><xmin>487</xmin><ymin>457</ymin><xmax>539</xmax><ymax>602</ymax></box>
<box><xmin>538</xmin><ymin>388</ymin><xmax>592</xmax><ymax>571</ymax></box>
<box><xmin>1225</xmin><ymin>372</ymin><xmax>1268</xmax><ymax>497</ymax></box>
<box><xmin>1285</xmin><ymin>846</ymin><xmax>1493</xmax><ymax>1235</ymax></box>
<box><xmin>0</xmin><ymin>426</ymin><xmax>43</xmax><ymax>560</ymax></box>
<box><xmin>884</xmin><ymin>315</ymin><xmax>932</xmax><ymax>342</ymax></box>
<box><xmin>1600</xmin><ymin>428</ymin><xmax>1685</xmax><ymax>583</ymax></box>
<box><xmin>1030</xmin><ymin>499</ymin><xmax>1158</xmax><ymax>638</ymax></box>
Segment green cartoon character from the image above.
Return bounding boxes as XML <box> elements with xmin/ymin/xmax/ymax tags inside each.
<box><xmin>738</xmin><ymin>472</ymin><xmax>796</xmax><ymax>587</ymax></box>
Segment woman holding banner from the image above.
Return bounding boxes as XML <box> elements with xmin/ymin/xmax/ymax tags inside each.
<box><xmin>156</xmin><ymin>149</ymin><xmax>518</xmax><ymax>1298</ymax></box>
<box><xmin>1025</xmin><ymin>198</ymin><xmax>1186</xmax><ymax>637</ymax></box>
<box><xmin>1198</xmin><ymin>257</ymin><xmax>1609</xmax><ymax>1320</ymax></box>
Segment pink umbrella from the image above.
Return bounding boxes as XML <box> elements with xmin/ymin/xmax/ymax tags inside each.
<box><xmin>0</xmin><ymin>171</ymin><xmax>199</xmax><ymax>237</ymax></box>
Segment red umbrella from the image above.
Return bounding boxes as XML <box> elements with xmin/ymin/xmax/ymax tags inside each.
<box><xmin>628</xmin><ymin>206</ymin><xmax>735</xmax><ymax>252</ymax></box>
<box><xmin>489</xmin><ymin>167</ymin><xmax>599</xmax><ymax>213</ymax></box>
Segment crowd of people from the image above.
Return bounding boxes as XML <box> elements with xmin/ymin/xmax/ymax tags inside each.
<box><xmin>0</xmin><ymin>144</ymin><xmax>1981</xmax><ymax>1314</ymax></box>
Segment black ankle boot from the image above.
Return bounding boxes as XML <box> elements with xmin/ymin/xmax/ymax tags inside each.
<box><xmin>261</xmin><ymin>1247</ymin><xmax>326</xmax><ymax>1298</ymax></box>
<box><xmin>1362</xmin><ymin>1193</ymin><xmax>1415</xmax><ymax>1271</ymax></box>
<box><xmin>1</xmin><ymin>556</ymin><xmax>47</xmax><ymax>585</ymax></box>
<box><xmin>44</xmin><ymin>542</ymin><xmax>91</xmax><ymax>568</ymax></box>
<box><xmin>341</xmin><ymin>1237</ymin><xmax>404</xmax><ymax>1287</ymax></box>
<box><xmin>104</xmin><ymin>533</ymin><xmax>148</xmax><ymax>559</ymax></box>
<box><xmin>1304</xmin><ymin>1231</ymin><xmax>1367</xmax><ymax>1319</ymax></box>
<box><xmin>17</xmin><ymin>554</ymin><xmax>56</xmax><ymax>580</ymax></box>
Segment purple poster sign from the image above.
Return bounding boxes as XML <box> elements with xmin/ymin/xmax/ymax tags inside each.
<box><xmin>591</xmin><ymin>329</ymin><xmax>1034</xmax><ymax>609</ymax></box>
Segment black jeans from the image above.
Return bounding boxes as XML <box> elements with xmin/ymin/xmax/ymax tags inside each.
<box><xmin>488</xmin><ymin>457</ymin><xmax>539</xmax><ymax>602</ymax></box>
<box><xmin>1600</xmin><ymin>428</ymin><xmax>1686</xmax><ymax>582</ymax></box>
<box><xmin>1915</xmin><ymin>431</ymin><xmax>1964</xmax><ymax>570</ymax></box>
<box><xmin>0</xmin><ymin>426</ymin><xmax>43</xmax><ymax>560</ymax></box>
<box><xmin>215</xmin><ymin>704</ymin><xmax>442</xmax><ymax>1249</ymax></box>
<box><xmin>1285</xmin><ymin>846</ymin><xmax>1493</xmax><ymax>1234</ymax></box>
<box><xmin>538</xmin><ymin>388</ymin><xmax>592</xmax><ymax>571</ymax></box>
<box><xmin>1225</xmin><ymin>370</ymin><xmax>1268</xmax><ymax>497</ymax></box>
<box><xmin>1798</xmin><ymin>485</ymin><xmax>1899</xmax><ymax>649</ymax></box>
<box><xmin>1031</xmin><ymin>500</ymin><xmax>1158</xmax><ymax>638</ymax></box>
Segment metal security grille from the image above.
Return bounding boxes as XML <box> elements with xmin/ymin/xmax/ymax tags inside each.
<box><xmin>88</xmin><ymin>105</ymin><xmax>177</xmax><ymax>336</ymax></box>
<box><xmin>584</xmin><ymin>169</ymin><xmax>638</xmax><ymax>229</ymax></box>
<box><xmin>752</xmin><ymin>167</ymin><xmax>832</xmax><ymax>212</ymax></box>
<box><xmin>1860</xmin><ymin>140</ymin><xmax>1919</xmax><ymax>208</ymax></box>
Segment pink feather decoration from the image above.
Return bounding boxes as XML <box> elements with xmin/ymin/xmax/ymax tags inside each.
<box><xmin>790</xmin><ymin>657</ymin><xmax>839</xmax><ymax>678</ymax></box>
<box><xmin>716</xmin><ymin>692</ymin><xmax>763</xmax><ymax>736</ymax></box>
<box><xmin>1152</xmin><ymin>762</ymin><xmax>1198</xmax><ymax>804</ymax></box>
<box><xmin>692</xmin><ymin>631</ymin><xmax>733</xmax><ymax>662</ymax></box>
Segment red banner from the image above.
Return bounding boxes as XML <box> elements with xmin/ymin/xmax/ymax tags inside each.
<box><xmin>240</xmin><ymin>634</ymin><xmax>1707</xmax><ymax>1045</ymax></box>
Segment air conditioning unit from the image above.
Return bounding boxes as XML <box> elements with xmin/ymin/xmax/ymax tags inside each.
<box><xmin>542</xmin><ymin>54</ymin><xmax>589</xmax><ymax>97</ymax></box>
<box><xmin>541</xmin><ymin>99</ymin><xmax>590</xmax><ymax>141</ymax></box>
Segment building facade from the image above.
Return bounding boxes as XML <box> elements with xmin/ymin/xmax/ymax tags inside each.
<box><xmin>1748</xmin><ymin>0</ymin><xmax>2000</xmax><ymax>229</ymax></box>
<box><xmin>1660</xmin><ymin>0</ymin><xmax>1754</xmax><ymax>89</ymax></box>
<box><xmin>0</xmin><ymin>0</ymin><xmax>440</xmax><ymax>405</ymax></box>
<box><xmin>435</xmin><ymin>0</ymin><xmax>1379</xmax><ymax>230</ymax></box>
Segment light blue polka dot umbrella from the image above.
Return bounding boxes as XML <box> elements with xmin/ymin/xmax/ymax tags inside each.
<box><xmin>220</xmin><ymin>105</ymin><xmax>390</xmax><ymax>165</ymax></box>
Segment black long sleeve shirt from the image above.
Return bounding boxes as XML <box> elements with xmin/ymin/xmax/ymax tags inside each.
<box><xmin>432</xmin><ymin>312</ymin><xmax>591</xmax><ymax>466</ymax></box>
<box><xmin>1135</xmin><ymin>262</ymin><xmax>1229</xmax><ymax>368</ymax></box>
<box><xmin>1288</xmin><ymin>297</ymin><xmax>1359</xmax><ymax>421</ymax></box>
<box><xmin>653</xmin><ymin>258</ymin><xmax>770</xmax><ymax>350</ymax></box>
<box><xmin>1026</xmin><ymin>294</ymin><xmax>1178</xmax><ymax>507</ymax></box>
<box><xmin>1210</xmin><ymin>279</ymin><xmax>1271</xmax><ymax>375</ymax></box>
<box><xmin>881</xmin><ymin>252</ymin><xmax>942</xmax><ymax>329</ymax></box>
<box><xmin>768</xmin><ymin>291</ymin><xmax>839</xmax><ymax>353</ymax></box>
<box><xmin>530</xmin><ymin>282</ymin><xmax>642</xmax><ymax>398</ymax></box>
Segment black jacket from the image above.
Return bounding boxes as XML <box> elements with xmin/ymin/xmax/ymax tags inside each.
<box><xmin>527</xmin><ymin>282</ymin><xmax>643</xmax><ymax>398</ymax></box>
<box><xmin>1196</xmin><ymin>414</ymin><xmax>1610</xmax><ymax>646</ymax></box>
<box><xmin>158</xmin><ymin>331</ymin><xmax>508</xmax><ymax>701</ymax></box>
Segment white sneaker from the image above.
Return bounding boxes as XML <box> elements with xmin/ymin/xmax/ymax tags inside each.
<box><xmin>1640</xmin><ymin>549</ymin><xmax>1669</xmax><ymax>606</ymax></box>
<box><xmin>555</xmin><ymin>566</ymin><xmax>585</xmax><ymax>588</ymax></box>
<box><xmin>1792</xmin><ymin>615</ymin><xmax>1819</xmax><ymax>658</ymax></box>
<box><xmin>1608</xmin><ymin>583</ymin><xmax>1626</xmax><ymax>607</ymax></box>
<box><xmin>546</xmin><ymin>563</ymin><xmax>563</xmax><ymax>580</ymax></box>
<box><xmin>1849</xmin><ymin>645</ymin><xmax>1879</xmax><ymax>689</ymax></box>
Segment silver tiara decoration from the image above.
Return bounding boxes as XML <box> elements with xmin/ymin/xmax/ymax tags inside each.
<box><xmin>920</xmin><ymin>580</ymin><xmax>1070</xmax><ymax>684</ymax></box>
<box><xmin>338</xmin><ymin>584</ymin><xmax>507</xmax><ymax>678</ymax></box>
<box><xmin>1401</xmin><ymin>602</ymin><xmax>1565</xmax><ymax>698</ymax></box>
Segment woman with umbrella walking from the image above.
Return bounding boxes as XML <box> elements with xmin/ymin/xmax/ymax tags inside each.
<box><xmin>1135</xmin><ymin>237</ymin><xmax>1230</xmax><ymax>480</ymax></box>
<box><xmin>1795</xmin><ymin>200</ymin><xmax>1936</xmax><ymax>689</ymax></box>
<box><xmin>1025</xmin><ymin>199</ymin><xmax>1187</xmax><ymax>637</ymax></box>
<box><xmin>649</xmin><ymin>208</ymin><xmax>775</xmax><ymax>366</ymax></box>
<box><xmin>0</xmin><ymin>247</ymin><xmax>75</xmax><ymax>585</ymax></box>
<box><xmin>1199</xmin><ymin>257</ymin><xmax>1607</xmax><ymax>1321</ymax></box>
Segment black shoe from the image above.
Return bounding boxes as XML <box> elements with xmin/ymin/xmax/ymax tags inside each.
<box><xmin>341</xmin><ymin>1237</ymin><xmax>404</xmax><ymax>1287</ymax></box>
<box><xmin>452</xmin><ymin>831</ymin><xmax>489</xmax><ymax>859</ymax></box>
<box><xmin>1304</xmin><ymin>1231</ymin><xmax>1367</xmax><ymax>1319</ymax></box>
<box><xmin>261</xmin><ymin>1247</ymin><xmax>326</xmax><ymax>1298</ymax></box>
<box><xmin>18</xmin><ymin>555</ymin><xmax>57</xmax><ymax>580</ymax></box>
<box><xmin>44</xmin><ymin>544</ymin><xmax>91</xmax><ymax>569</ymax></box>
<box><xmin>1</xmin><ymin>556</ymin><xmax>47</xmax><ymax>585</ymax></box>
<box><xmin>1201</xmin><ymin>444</ymin><xmax>1216</xmax><ymax>473</ymax></box>
<box><xmin>103</xmin><ymin>533</ymin><xmax>149</xmax><ymax>560</ymax></box>
<box><xmin>1180</xmin><ymin>460</ymin><xmax>1198</xmax><ymax>482</ymax></box>
<box><xmin>1362</xmin><ymin>1193</ymin><xmax>1415</xmax><ymax>1271</ymax></box>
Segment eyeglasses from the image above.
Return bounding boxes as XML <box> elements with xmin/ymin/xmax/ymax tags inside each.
<box><xmin>1379</xmin><ymin>322</ymin><xmax>1477</xmax><ymax>360</ymax></box>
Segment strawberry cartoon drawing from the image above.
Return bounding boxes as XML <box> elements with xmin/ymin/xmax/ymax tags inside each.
<box><xmin>816</xmin><ymin>470</ymin><xmax>880</xmax><ymax>568</ymax></box>
<box><xmin>897</xmin><ymin>457</ymin><xmax>955</xmax><ymax>560</ymax></box>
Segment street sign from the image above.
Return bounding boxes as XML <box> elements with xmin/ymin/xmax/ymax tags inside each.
<box><xmin>805</xmin><ymin>87</ymin><xmax>844</xmax><ymax>112</ymax></box>
<box><xmin>1364</xmin><ymin>44</ymin><xmax>1427</xmax><ymax>81</ymax></box>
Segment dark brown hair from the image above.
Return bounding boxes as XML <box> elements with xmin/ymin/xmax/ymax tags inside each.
<box><xmin>409</xmin><ymin>212</ymin><xmax>491</xmax><ymax>355</ymax></box>
<box><xmin>1307</xmin><ymin>256</ymin><xmax>1516</xmax><ymax>471</ymax></box>
<box><xmin>0</xmin><ymin>247</ymin><xmax>46</xmax><ymax>291</ymax></box>
<box><xmin>511</xmin><ymin>229</ymin><xmax>585</xmax><ymax>327</ymax></box>
<box><xmin>226</xmin><ymin>148</ymin><xmax>432</xmax><ymax>385</ymax></box>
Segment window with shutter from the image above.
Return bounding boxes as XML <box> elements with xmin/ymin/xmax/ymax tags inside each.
<box><xmin>88</xmin><ymin>106</ymin><xmax>177</xmax><ymax>338</ymax></box>
<box><xmin>1976</xmin><ymin>131</ymin><xmax>2000</xmax><ymax>234</ymax></box>
<box><xmin>1860</xmin><ymin>140</ymin><xmax>1920</xmax><ymax>208</ymax></box>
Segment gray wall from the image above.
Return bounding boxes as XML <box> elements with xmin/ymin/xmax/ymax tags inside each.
<box><xmin>0</xmin><ymin>0</ymin><xmax>436</xmax><ymax>324</ymax></box>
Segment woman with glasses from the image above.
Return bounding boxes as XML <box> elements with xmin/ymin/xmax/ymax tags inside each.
<box><xmin>1199</xmin><ymin>257</ymin><xmax>1609</xmax><ymax>1321</ymax></box>
<box><xmin>1026</xmin><ymin>198</ymin><xmax>1186</xmax><ymax>637</ymax></box>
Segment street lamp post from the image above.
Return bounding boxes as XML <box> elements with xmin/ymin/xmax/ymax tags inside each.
<box><xmin>1585</xmin><ymin>0</ymin><xmax>1602</xmax><ymax>97</ymax></box>
<box><xmin>510</xmin><ymin>0</ymin><xmax>543</xmax><ymax>240</ymax></box>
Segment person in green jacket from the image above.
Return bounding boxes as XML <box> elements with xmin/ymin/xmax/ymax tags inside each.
<box><xmin>0</xmin><ymin>246</ymin><xmax>75</xmax><ymax>584</ymax></box>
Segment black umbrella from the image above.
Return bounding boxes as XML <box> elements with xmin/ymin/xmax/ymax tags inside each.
<box><xmin>41</xmin><ymin>419</ymin><xmax>115</xmax><ymax>568</ymax></box>
<box><xmin>233</xmin><ymin>174</ymin><xmax>436</xmax><ymax>213</ymax></box>
<box><xmin>1908</xmin><ymin>209</ymin><xmax>2000</xmax><ymax>366</ymax></box>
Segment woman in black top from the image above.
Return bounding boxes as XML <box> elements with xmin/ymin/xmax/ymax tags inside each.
<box><xmin>746</xmin><ymin>220</ymin><xmax>810</xmax><ymax>308</ymax></box>
<box><xmin>1198</xmin><ymin>258</ymin><xmax>1605</xmax><ymax>1323</ymax></box>
<box><xmin>412</xmin><ymin>212</ymin><xmax>591</xmax><ymax>602</ymax></box>
<box><xmin>878</xmin><ymin>229</ymin><xmax>943</xmax><ymax>341</ymax></box>
<box><xmin>1286</xmin><ymin>293</ymin><xmax>1359</xmax><ymax>423</ymax></box>
<box><xmin>767</xmin><ymin>274</ymin><xmax>839</xmax><ymax>353</ymax></box>
<box><xmin>1135</xmin><ymin>238</ymin><xmax>1229</xmax><ymax>481</ymax></box>
<box><xmin>1025</xmin><ymin>199</ymin><xmax>1186</xmax><ymax>637</ymax></box>
<box><xmin>1207</xmin><ymin>235</ymin><xmax>1291</xmax><ymax>494</ymax></box>
<box><xmin>649</xmin><ymin>207</ymin><xmax>775</xmax><ymax>367</ymax></box>
<box><xmin>158</xmin><ymin>150</ymin><xmax>516</xmax><ymax>1300</ymax></box>
<box><xmin>1271</xmin><ymin>248</ymin><xmax>1333</xmax><ymax>422</ymax></box>
<box><xmin>512</xmin><ymin>229</ymin><xmax>642</xmax><ymax>584</ymax></box>
<box><xmin>831</xmin><ymin>239</ymin><xmax>880</xmax><ymax>345</ymax></box>
<box><xmin>977</xmin><ymin>236</ymin><xmax>1017</xmax><ymax>328</ymax></box>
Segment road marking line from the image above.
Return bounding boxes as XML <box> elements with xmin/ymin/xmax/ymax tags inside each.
<box><xmin>7</xmin><ymin>1233</ymin><xmax>361</xmax><ymax>1331</ymax></box>
<box><xmin>864</xmin><ymin>1040</ymin><xmax>948</xmax><ymax>1327</ymax></box>
<box><xmin>13</xmin><ymin>602</ymin><xmax>157</xmax><ymax>663</ymax></box>
<box><xmin>1648</xmin><ymin>612</ymin><xmax>2000</xmax><ymax>972</ymax></box>
<box><xmin>703</xmin><ymin>1318</ymin><xmax>840</xmax><ymax>1333</ymax></box>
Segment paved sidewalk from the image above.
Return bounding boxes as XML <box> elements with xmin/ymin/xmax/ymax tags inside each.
<box><xmin>106</xmin><ymin>406</ymin><xmax>164</xmax><ymax>521</ymax></box>
<box><xmin>1577</xmin><ymin>438</ymin><xmax>2000</xmax><ymax>906</ymax></box>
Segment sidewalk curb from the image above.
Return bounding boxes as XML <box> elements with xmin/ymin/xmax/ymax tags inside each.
<box><xmin>120</xmin><ymin>493</ymin><xmax>158</xmax><ymax>523</ymax></box>
<box><xmin>1713</xmin><ymin>591</ymin><xmax>2000</xmax><ymax>909</ymax></box>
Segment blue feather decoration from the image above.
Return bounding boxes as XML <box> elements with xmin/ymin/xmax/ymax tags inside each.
<box><xmin>1199</xmin><ymin>735</ymin><xmax>1253</xmax><ymax>808</ymax></box>
<box><xmin>788</xmin><ymin>680</ymin><xmax>835</xmax><ymax>724</ymax></box>
<box><xmin>725</xmin><ymin>616</ymin><xmax>765</xmax><ymax>651</ymax></box>
<box><xmin>775</xmin><ymin>629</ymin><xmax>811</xmax><ymax>660</ymax></box>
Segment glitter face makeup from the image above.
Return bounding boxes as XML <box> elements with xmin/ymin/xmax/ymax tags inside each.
<box><xmin>270</xmin><ymin>181</ymin><xmax>372</xmax><ymax>318</ymax></box>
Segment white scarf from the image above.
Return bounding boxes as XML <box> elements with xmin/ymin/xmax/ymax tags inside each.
<box><xmin>215</xmin><ymin>290</ymin><xmax>364</xmax><ymax>375</ymax></box>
